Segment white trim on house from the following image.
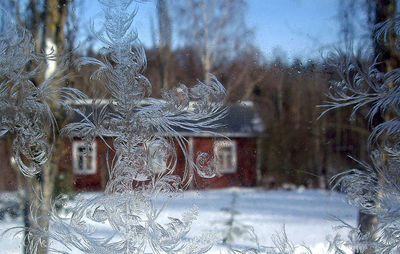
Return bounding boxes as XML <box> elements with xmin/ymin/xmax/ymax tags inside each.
<box><xmin>214</xmin><ymin>140</ymin><xmax>237</xmax><ymax>174</ymax></box>
<box><xmin>72</xmin><ymin>140</ymin><xmax>97</xmax><ymax>175</ymax></box>
<box><xmin>148</xmin><ymin>141</ymin><xmax>167</xmax><ymax>174</ymax></box>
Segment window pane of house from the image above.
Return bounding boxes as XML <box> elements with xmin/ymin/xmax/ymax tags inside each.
<box><xmin>72</xmin><ymin>141</ymin><xmax>97</xmax><ymax>175</ymax></box>
<box><xmin>214</xmin><ymin>140</ymin><xmax>237</xmax><ymax>174</ymax></box>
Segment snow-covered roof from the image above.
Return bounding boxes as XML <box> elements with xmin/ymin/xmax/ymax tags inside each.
<box><xmin>68</xmin><ymin>100</ymin><xmax>265</xmax><ymax>138</ymax></box>
<box><xmin>176</xmin><ymin>102</ymin><xmax>265</xmax><ymax>137</ymax></box>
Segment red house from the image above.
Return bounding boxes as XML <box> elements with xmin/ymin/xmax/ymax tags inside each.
<box><xmin>1</xmin><ymin>101</ymin><xmax>264</xmax><ymax>191</ymax></box>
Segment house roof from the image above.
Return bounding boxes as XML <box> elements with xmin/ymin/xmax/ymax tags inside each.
<box><xmin>67</xmin><ymin>100</ymin><xmax>265</xmax><ymax>138</ymax></box>
<box><xmin>177</xmin><ymin>101</ymin><xmax>265</xmax><ymax>137</ymax></box>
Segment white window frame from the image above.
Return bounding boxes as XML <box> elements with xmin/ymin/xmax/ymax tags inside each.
<box><xmin>72</xmin><ymin>140</ymin><xmax>97</xmax><ymax>175</ymax></box>
<box><xmin>214</xmin><ymin>140</ymin><xmax>237</xmax><ymax>174</ymax></box>
<box><xmin>148</xmin><ymin>142</ymin><xmax>167</xmax><ymax>174</ymax></box>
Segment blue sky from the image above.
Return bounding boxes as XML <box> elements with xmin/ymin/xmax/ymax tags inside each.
<box><xmin>246</xmin><ymin>0</ymin><xmax>341</xmax><ymax>61</ymax></box>
<box><xmin>82</xmin><ymin>0</ymin><xmax>343</xmax><ymax>61</ymax></box>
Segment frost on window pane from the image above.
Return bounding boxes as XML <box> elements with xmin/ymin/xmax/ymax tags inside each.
<box><xmin>5</xmin><ymin>0</ymin><xmax>400</xmax><ymax>253</ymax></box>
<box><xmin>1</xmin><ymin>0</ymin><xmax>230</xmax><ymax>252</ymax></box>
<box><xmin>0</xmin><ymin>8</ymin><xmax>85</xmax><ymax>177</ymax></box>
<box><xmin>319</xmin><ymin>15</ymin><xmax>400</xmax><ymax>254</ymax></box>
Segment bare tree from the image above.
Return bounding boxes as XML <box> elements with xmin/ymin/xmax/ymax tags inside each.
<box><xmin>156</xmin><ymin>0</ymin><xmax>172</xmax><ymax>89</ymax></box>
<box><xmin>4</xmin><ymin>1</ymin><xmax>72</xmax><ymax>253</ymax></box>
<box><xmin>174</xmin><ymin>0</ymin><xmax>251</xmax><ymax>86</ymax></box>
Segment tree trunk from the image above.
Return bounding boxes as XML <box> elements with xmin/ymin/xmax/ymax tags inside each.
<box><xmin>200</xmin><ymin>0</ymin><xmax>211</xmax><ymax>84</ymax></box>
<box><xmin>157</xmin><ymin>0</ymin><xmax>172</xmax><ymax>89</ymax></box>
<box><xmin>356</xmin><ymin>1</ymin><xmax>399</xmax><ymax>253</ymax></box>
<box><xmin>16</xmin><ymin>1</ymin><xmax>70</xmax><ymax>253</ymax></box>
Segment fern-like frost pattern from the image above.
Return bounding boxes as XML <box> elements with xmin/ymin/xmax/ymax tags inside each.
<box><xmin>321</xmin><ymin>16</ymin><xmax>400</xmax><ymax>254</ymax></box>
<box><xmin>0</xmin><ymin>9</ymin><xmax>85</xmax><ymax>177</ymax></box>
<box><xmin>8</xmin><ymin>0</ymin><xmax>228</xmax><ymax>253</ymax></box>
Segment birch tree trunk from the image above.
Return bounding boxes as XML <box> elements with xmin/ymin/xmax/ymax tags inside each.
<box><xmin>157</xmin><ymin>0</ymin><xmax>172</xmax><ymax>89</ymax></box>
<box><xmin>15</xmin><ymin>1</ymin><xmax>70</xmax><ymax>253</ymax></box>
<box><xmin>175</xmin><ymin>0</ymin><xmax>250</xmax><ymax>88</ymax></box>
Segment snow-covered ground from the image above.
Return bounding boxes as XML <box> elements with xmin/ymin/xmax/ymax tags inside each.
<box><xmin>0</xmin><ymin>188</ymin><xmax>357</xmax><ymax>253</ymax></box>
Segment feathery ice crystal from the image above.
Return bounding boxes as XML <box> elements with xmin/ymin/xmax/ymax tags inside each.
<box><xmin>228</xmin><ymin>15</ymin><xmax>400</xmax><ymax>254</ymax></box>
<box><xmin>321</xmin><ymin>16</ymin><xmax>400</xmax><ymax>254</ymax></box>
<box><xmin>0</xmin><ymin>8</ymin><xmax>85</xmax><ymax>177</ymax></box>
<box><xmin>1</xmin><ymin>0</ymin><xmax>228</xmax><ymax>253</ymax></box>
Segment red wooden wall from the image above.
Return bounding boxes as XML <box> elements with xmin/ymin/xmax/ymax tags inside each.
<box><xmin>68</xmin><ymin>136</ymin><xmax>258</xmax><ymax>191</ymax></box>
<box><xmin>0</xmin><ymin>138</ymin><xmax>17</xmax><ymax>191</ymax></box>
<box><xmin>188</xmin><ymin>137</ymin><xmax>257</xmax><ymax>189</ymax></box>
<box><xmin>1</xmin><ymin>136</ymin><xmax>258</xmax><ymax>192</ymax></box>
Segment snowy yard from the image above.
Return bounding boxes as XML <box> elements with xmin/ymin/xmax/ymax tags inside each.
<box><xmin>0</xmin><ymin>188</ymin><xmax>357</xmax><ymax>253</ymax></box>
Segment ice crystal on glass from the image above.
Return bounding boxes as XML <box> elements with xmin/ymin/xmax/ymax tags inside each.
<box><xmin>321</xmin><ymin>15</ymin><xmax>400</xmax><ymax>254</ymax></box>
<box><xmin>12</xmin><ymin>0</ymin><xmax>227</xmax><ymax>253</ymax></box>
<box><xmin>0</xmin><ymin>8</ymin><xmax>85</xmax><ymax>177</ymax></box>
